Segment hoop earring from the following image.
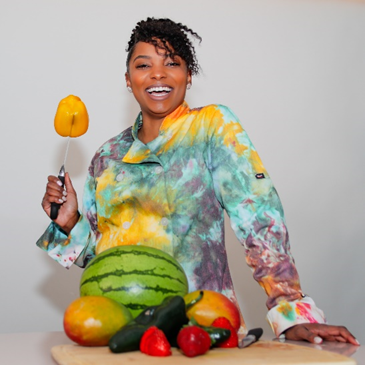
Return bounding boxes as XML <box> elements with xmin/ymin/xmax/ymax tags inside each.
<box><xmin>186</xmin><ymin>83</ymin><xmax>192</xmax><ymax>90</ymax></box>
<box><xmin>127</xmin><ymin>86</ymin><xmax>133</xmax><ymax>93</ymax></box>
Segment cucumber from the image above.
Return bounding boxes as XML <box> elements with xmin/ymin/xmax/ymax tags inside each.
<box><xmin>108</xmin><ymin>324</ymin><xmax>146</xmax><ymax>353</ymax></box>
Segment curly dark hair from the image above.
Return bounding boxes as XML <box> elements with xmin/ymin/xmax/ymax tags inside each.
<box><xmin>126</xmin><ymin>18</ymin><xmax>202</xmax><ymax>75</ymax></box>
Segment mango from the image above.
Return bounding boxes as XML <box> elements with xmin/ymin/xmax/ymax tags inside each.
<box><xmin>184</xmin><ymin>290</ymin><xmax>241</xmax><ymax>331</ymax></box>
<box><xmin>63</xmin><ymin>296</ymin><xmax>132</xmax><ymax>346</ymax></box>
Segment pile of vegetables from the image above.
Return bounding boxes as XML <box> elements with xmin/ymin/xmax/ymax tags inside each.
<box><xmin>108</xmin><ymin>291</ymin><xmax>238</xmax><ymax>357</ymax></box>
<box><xmin>64</xmin><ymin>291</ymin><xmax>240</xmax><ymax>357</ymax></box>
<box><xmin>63</xmin><ymin>246</ymin><xmax>242</xmax><ymax>358</ymax></box>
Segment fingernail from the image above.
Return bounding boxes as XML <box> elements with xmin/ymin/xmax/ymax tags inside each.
<box><xmin>57</xmin><ymin>180</ymin><xmax>63</xmax><ymax>186</ymax></box>
<box><xmin>314</xmin><ymin>336</ymin><xmax>322</xmax><ymax>344</ymax></box>
<box><xmin>355</xmin><ymin>339</ymin><xmax>360</xmax><ymax>345</ymax></box>
<box><xmin>62</xmin><ymin>196</ymin><xmax>67</xmax><ymax>202</ymax></box>
<box><xmin>58</xmin><ymin>199</ymin><xmax>63</xmax><ymax>203</ymax></box>
<box><xmin>62</xmin><ymin>190</ymin><xmax>67</xmax><ymax>196</ymax></box>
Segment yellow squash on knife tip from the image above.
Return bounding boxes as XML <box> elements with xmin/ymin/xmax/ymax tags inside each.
<box><xmin>54</xmin><ymin>95</ymin><xmax>89</xmax><ymax>137</ymax></box>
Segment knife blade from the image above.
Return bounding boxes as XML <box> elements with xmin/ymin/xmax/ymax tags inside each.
<box><xmin>50</xmin><ymin>113</ymin><xmax>74</xmax><ymax>220</ymax></box>
<box><xmin>238</xmin><ymin>327</ymin><xmax>263</xmax><ymax>348</ymax></box>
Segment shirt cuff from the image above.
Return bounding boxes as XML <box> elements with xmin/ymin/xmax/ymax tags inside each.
<box><xmin>266</xmin><ymin>296</ymin><xmax>327</xmax><ymax>337</ymax></box>
<box><xmin>47</xmin><ymin>214</ymin><xmax>90</xmax><ymax>269</ymax></box>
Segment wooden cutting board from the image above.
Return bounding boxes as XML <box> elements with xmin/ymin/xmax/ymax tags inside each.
<box><xmin>51</xmin><ymin>341</ymin><xmax>356</xmax><ymax>365</ymax></box>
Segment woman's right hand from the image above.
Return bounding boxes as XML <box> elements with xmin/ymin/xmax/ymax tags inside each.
<box><xmin>42</xmin><ymin>172</ymin><xmax>80</xmax><ymax>234</ymax></box>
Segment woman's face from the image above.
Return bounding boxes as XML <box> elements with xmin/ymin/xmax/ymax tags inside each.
<box><xmin>125</xmin><ymin>41</ymin><xmax>191</xmax><ymax>122</ymax></box>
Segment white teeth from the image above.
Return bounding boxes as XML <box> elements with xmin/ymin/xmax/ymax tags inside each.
<box><xmin>147</xmin><ymin>86</ymin><xmax>172</xmax><ymax>93</ymax></box>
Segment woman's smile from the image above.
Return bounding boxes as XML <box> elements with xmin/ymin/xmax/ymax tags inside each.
<box><xmin>146</xmin><ymin>83</ymin><xmax>173</xmax><ymax>100</ymax></box>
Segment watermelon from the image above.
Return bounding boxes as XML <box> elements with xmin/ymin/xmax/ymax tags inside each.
<box><xmin>80</xmin><ymin>245</ymin><xmax>188</xmax><ymax>318</ymax></box>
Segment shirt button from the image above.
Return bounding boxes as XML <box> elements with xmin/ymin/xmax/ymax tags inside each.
<box><xmin>155</xmin><ymin>166</ymin><xmax>164</xmax><ymax>174</ymax></box>
<box><xmin>116</xmin><ymin>173</ymin><xmax>124</xmax><ymax>181</ymax></box>
<box><xmin>161</xmin><ymin>217</ymin><xmax>169</xmax><ymax>226</ymax></box>
<box><xmin>122</xmin><ymin>221</ymin><xmax>131</xmax><ymax>229</ymax></box>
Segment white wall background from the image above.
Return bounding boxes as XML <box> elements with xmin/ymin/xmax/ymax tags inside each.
<box><xmin>1</xmin><ymin>0</ymin><xmax>364</xmax><ymax>343</ymax></box>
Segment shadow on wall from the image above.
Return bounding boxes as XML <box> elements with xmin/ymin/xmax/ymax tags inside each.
<box><xmin>53</xmin><ymin>137</ymin><xmax>88</xmax><ymax>178</ymax></box>
<box><xmin>36</xmin><ymin>255</ymin><xmax>82</xmax><ymax>316</ymax></box>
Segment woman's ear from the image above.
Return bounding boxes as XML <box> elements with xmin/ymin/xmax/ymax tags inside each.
<box><xmin>125</xmin><ymin>72</ymin><xmax>131</xmax><ymax>88</ymax></box>
<box><xmin>187</xmin><ymin>71</ymin><xmax>192</xmax><ymax>87</ymax></box>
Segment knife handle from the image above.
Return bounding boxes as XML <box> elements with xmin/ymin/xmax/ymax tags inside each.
<box><xmin>50</xmin><ymin>174</ymin><xmax>65</xmax><ymax>220</ymax></box>
<box><xmin>247</xmin><ymin>327</ymin><xmax>263</xmax><ymax>340</ymax></box>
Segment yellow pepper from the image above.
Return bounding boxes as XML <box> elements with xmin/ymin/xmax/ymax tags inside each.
<box><xmin>54</xmin><ymin>95</ymin><xmax>89</xmax><ymax>137</ymax></box>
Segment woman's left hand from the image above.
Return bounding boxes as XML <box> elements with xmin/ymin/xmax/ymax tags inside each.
<box><xmin>284</xmin><ymin>323</ymin><xmax>360</xmax><ymax>346</ymax></box>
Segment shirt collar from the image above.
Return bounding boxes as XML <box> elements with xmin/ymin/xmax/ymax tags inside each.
<box><xmin>131</xmin><ymin>112</ymin><xmax>143</xmax><ymax>140</ymax></box>
<box><xmin>131</xmin><ymin>101</ymin><xmax>190</xmax><ymax>140</ymax></box>
<box><xmin>124</xmin><ymin>101</ymin><xmax>190</xmax><ymax>165</ymax></box>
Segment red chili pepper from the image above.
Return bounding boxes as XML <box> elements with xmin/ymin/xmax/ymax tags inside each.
<box><xmin>211</xmin><ymin>317</ymin><xmax>239</xmax><ymax>348</ymax></box>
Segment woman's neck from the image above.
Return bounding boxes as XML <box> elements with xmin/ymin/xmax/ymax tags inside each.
<box><xmin>137</xmin><ymin>115</ymin><xmax>164</xmax><ymax>144</ymax></box>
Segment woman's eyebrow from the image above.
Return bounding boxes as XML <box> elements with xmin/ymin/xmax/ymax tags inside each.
<box><xmin>132</xmin><ymin>55</ymin><xmax>151</xmax><ymax>63</ymax></box>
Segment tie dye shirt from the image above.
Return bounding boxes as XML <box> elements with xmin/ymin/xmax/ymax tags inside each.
<box><xmin>37</xmin><ymin>102</ymin><xmax>325</xmax><ymax>336</ymax></box>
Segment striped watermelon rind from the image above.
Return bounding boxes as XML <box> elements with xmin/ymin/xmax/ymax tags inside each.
<box><xmin>79</xmin><ymin>245</ymin><xmax>188</xmax><ymax>317</ymax></box>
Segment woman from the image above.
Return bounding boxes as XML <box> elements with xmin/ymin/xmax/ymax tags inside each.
<box><xmin>38</xmin><ymin>18</ymin><xmax>358</xmax><ymax>345</ymax></box>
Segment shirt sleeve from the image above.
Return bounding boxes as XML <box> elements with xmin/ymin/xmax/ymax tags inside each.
<box><xmin>36</xmin><ymin>162</ymin><xmax>98</xmax><ymax>269</ymax></box>
<box><xmin>207</xmin><ymin>105</ymin><xmax>326</xmax><ymax>336</ymax></box>
<box><xmin>267</xmin><ymin>296</ymin><xmax>326</xmax><ymax>337</ymax></box>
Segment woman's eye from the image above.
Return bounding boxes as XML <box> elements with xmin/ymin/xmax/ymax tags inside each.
<box><xmin>167</xmin><ymin>62</ymin><xmax>180</xmax><ymax>67</ymax></box>
<box><xmin>136</xmin><ymin>64</ymin><xmax>149</xmax><ymax>69</ymax></box>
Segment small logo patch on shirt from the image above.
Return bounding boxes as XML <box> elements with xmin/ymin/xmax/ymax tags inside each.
<box><xmin>255</xmin><ymin>173</ymin><xmax>265</xmax><ymax>179</ymax></box>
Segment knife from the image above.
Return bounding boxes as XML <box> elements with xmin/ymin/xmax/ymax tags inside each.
<box><xmin>50</xmin><ymin>164</ymin><xmax>66</xmax><ymax>220</ymax></box>
<box><xmin>50</xmin><ymin>133</ymin><xmax>71</xmax><ymax>220</ymax></box>
<box><xmin>238</xmin><ymin>327</ymin><xmax>263</xmax><ymax>348</ymax></box>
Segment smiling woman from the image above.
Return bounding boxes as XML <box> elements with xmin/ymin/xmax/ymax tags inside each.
<box><xmin>37</xmin><ymin>17</ymin><xmax>359</xmax><ymax>346</ymax></box>
<box><xmin>124</xmin><ymin>18</ymin><xmax>200</xmax><ymax>143</ymax></box>
<box><xmin>125</xmin><ymin>42</ymin><xmax>191</xmax><ymax>143</ymax></box>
